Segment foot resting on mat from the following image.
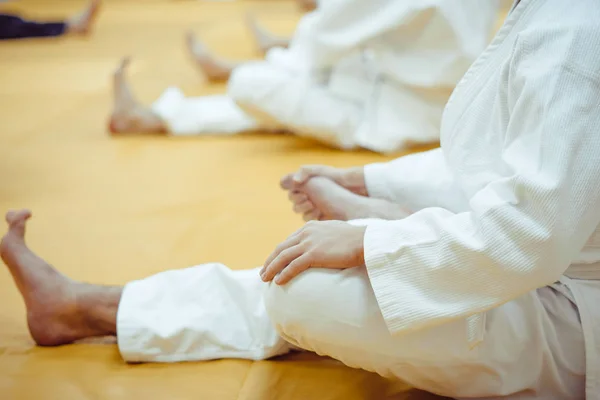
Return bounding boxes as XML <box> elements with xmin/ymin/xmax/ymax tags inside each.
<box><xmin>66</xmin><ymin>0</ymin><xmax>102</xmax><ymax>36</ymax></box>
<box><xmin>0</xmin><ymin>210</ymin><xmax>120</xmax><ymax>346</ymax></box>
<box><xmin>108</xmin><ymin>57</ymin><xmax>167</xmax><ymax>134</ymax></box>
<box><xmin>186</xmin><ymin>31</ymin><xmax>239</xmax><ymax>81</ymax></box>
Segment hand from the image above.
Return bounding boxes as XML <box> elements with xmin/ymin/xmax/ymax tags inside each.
<box><xmin>260</xmin><ymin>221</ymin><xmax>366</xmax><ymax>285</ymax></box>
<box><xmin>280</xmin><ymin>165</ymin><xmax>368</xmax><ymax>197</ymax></box>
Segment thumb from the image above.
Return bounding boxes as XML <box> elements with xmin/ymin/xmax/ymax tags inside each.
<box><xmin>292</xmin><ymin>165</ymin><xmax>336</xmax><ymax>184</ymax></box>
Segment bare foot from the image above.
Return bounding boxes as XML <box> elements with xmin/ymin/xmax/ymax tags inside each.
<box><xmin>108</xmin><ymin>57</ymin><xmax>167</xmax><ymax>135</ymax></box>
<box><xmin>246</xmin><ymin>13</ymin><xmax>290</xmax><ymax>54</ymax></box>
<box><xmin>292</xmin><ymin>177</ymin><xmax>410</xmax><ymax>221</ymax></box>
<box><xmin>0</xmin><ymin>210</ymin><xmax>108</xmax><ymax>346</ymax></box>
<box><xmin>186</xmin><ymin>31</ymin><xmax>237</xmax><ymax>81</ymax></box>
<box><xmin>66</xmin><ymin>0</ymin><xmax>102</xmax><ymax>36</ymax></box>
<box><xmin>281</xmin><ymin>165</ymin><xmax>368</xmax><ymax>197</ymax></box>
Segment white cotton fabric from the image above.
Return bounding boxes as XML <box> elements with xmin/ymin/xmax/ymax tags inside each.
<box><xmin>151</xmin><ymin>88</ymin><xmax>260</xmax><ymax>136</ymax></box>
<box><xmin>118</xmin><ymin>265</ymin><xmax>290</xmax><ymax>362</ymax></box>
<box><xmin>228</xmin><ymin>0</ymin><xmax>499</xmax><ymax>153</ymax></box>
<box><xmin>117</xmin><ymin>0</ymin><xmax>600</xmax><ymax>398</ymax></box>
<box><xmin>117</xmin><ymin>262</ymin><xmax>589</xmax><ymax>399</ymax></box>
<box><xmin>151</xmin><ymin>0</ymin><xmax>498</xmax><ymax>153</ymax></box>
<box><xmin>362</xmin><ymin>0</ymin><xmax>600</xmax><ymax>396</ymax></box>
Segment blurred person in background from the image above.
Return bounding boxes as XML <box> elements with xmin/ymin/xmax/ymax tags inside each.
<box><xmin>107</xmin><ymin>0</ymin><xmax>499</xmax><ymax>154</ymax></box>
<box><xmin>0</xmin><ymin>0</ymin><xmax>100</xmax><ymax>40</ymax></box>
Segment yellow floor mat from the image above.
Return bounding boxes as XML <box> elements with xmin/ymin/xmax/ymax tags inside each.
<box><xmin>0</xmin><ymin>1</ymin><xmax>443</xmax><ymax>398</ymax></box>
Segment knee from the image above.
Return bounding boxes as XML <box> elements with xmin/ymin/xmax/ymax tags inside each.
<box><xmin>227</xmin><ymin>61</ymin><xmax>291</xmax><ymax>103</ymax></box>
<box><xmin>263</xmin><ymin>270</ymin><xmax>324</xmax><ymax>330</ymax></box>
<box><xmin>227</xmin><ymin>62</ymin><xmax>271</xmax><ymax>102</ymax></box>
<box><xmin>263</xmin><ymin>268</ymin><xmax>377</xmax><ymax>341</ymax></box>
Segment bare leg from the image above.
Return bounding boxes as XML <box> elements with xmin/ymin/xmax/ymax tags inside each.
<box><xmin>108</xmin><ymin>57</ymin><xmax>167</xmax><ymax>135</ymax></box>
<box><xmin>291</xmin><ymin>177</ymin><xmax>410</xmax><ymax>221</ymax></box>
<box><xmin>0</xmin><ymin>210</ymin><xmax>121</xmax><ymax>346</ymax></box>
<box><xmin>186</xmin><ymin>31</ymin><xmax>239</xmax><ymax>81</ymax></box>
<box><xmin>66</xmin><ymin>0</ymin><xmax>102</xmax><ymax>36</ymax></box>
<box><xmin>246</xmin><ymin>14</ymin><xmax>290</xmax><ymax>54</ymax></box>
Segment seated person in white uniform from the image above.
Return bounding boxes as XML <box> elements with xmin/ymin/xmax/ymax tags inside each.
<box><xmin>3</xmin><ymin>0</ymin><xmax>600</xmax><ymax>398</ymax></box>
<box><xmin>108</xmin><ymin>0</ymin><xmax>499</xmax><ymax>154</ymax></box>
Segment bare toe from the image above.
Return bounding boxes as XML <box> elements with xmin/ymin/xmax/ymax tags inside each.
<box><xmin>6</xmin><ymin>209</ymin><xmax>31</xmax><ymax>225</ymax></box>
<box><xmin>4</xmin><ymin>209</ymin><xmax>31</xmax><ymax>240</ymax></box>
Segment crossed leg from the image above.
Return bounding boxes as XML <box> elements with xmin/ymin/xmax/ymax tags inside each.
<box><xmin>0</xmin><ymin>210</ymin><xmax>586</xmax><ymax>398</ymax></box>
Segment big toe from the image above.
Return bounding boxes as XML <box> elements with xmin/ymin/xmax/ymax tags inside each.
<box><xmin>6</xmin><ymin>209</ymin><xmax>31</xmax><ymax>226</ymax></box>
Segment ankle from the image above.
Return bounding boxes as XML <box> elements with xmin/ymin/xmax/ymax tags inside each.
<box><xmin>76</xmin><ymin>283</ymin><xmax>120</xmax><ymax>336</ymax></box>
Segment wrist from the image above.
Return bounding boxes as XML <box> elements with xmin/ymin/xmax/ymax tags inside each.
<box><xmin>345</xmin><ymin>167</ymin><xmax>368</xmax><ymax>197</ymax></box>
<box><xmin>354</xmin><ymin>225</ymin><xmax>367</xmax><ymax>266</ymax></box>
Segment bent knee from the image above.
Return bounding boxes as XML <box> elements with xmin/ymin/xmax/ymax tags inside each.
<box><xmin>227</xmin><ymin>61</ymin><xmax>289</xmax><ymax>103</ymax></box>
<box><xmin>264</xmin><ymin>269</ymin><xmax>325</xmax><ymax>326</ymax></box>
<box><xmin>263</xmin><ymin>268</ymin><xmax>379</xmax><ymax>337</ymax></box>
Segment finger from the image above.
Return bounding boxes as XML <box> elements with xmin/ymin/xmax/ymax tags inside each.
<box><xmin>280</xmin><ymin>173</ymin><xmax>295</xmax><ymax>190</ymax></box>
<box><xmin>262</xmin><ymin>245</ymin><xmax>305</xmax><ymax>282</ymax></box>
<box><xmin>288</xmin><ymin>190</ymin><xmax>307</xmax><ymax>203</ymax></box>
<box><xmin>303</xmin><ymin>209</ymin><xmax>321</xmax><ymax>221</ymax></box>
<box><xmin>293</xmin><ymin>200</ymin><xmax>314</xmax><ymax>214</ymax></box>
<box><xmin>275</xmin><ymin>253</ymin><xmax>312</xmax><ymax>285</ymax></box>
<box><xmin>292</xmin><ymin>165</ymin><xmax>329</xmax><ymax>184</ymax></box>
<box><xmin>261</xmin><ymin>232</ymin><xmax>301</xmax><ymax>274</ymax></box>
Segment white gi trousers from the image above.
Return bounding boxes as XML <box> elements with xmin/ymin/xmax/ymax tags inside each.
<box><xmin>117</xmin><ymin>259</ymin><xmax>597</xmax><ymax>399</ymax></box>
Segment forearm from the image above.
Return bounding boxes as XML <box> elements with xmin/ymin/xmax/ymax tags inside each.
<box><xmin>364</xmin><ymin>148</ymin><xmax>468</xmax><ymax>212</ymax></box>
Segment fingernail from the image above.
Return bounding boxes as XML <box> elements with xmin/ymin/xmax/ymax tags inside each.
<box><xmin>293</xmin><ymin>173</ymin><xmax>302</xmax><ymax>182</ymax></box>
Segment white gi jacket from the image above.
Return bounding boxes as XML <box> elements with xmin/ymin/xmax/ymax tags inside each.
<box><xmin>153</xmin><ymin>0</ymin><xmax>498</xmax><ymax>153</ymax></box>
<box><xmin>362</xmin><ymin>0</ymin><xmax>600</xmax><ymax>396</ymax></box>
<box><xmin>228</xmin><ymin>0</ymin><xmax>499</xmax><ymax>152</ymax></box>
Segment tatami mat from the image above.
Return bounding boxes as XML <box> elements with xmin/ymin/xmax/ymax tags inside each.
<box><xmin>0</xmin><ymin>1</ymin><xmax>442</xmax><ymax>399</ymax></box>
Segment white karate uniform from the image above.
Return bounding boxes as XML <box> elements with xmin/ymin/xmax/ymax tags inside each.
<box><xmin>151</xmin><ymin>0</ymin><xmax>499</xmax><ymax>153</ymax></box>
<box><xmin>120</xmin><ymin>0</ymin><xmax>600</xmax><ymax>398</ymax></box>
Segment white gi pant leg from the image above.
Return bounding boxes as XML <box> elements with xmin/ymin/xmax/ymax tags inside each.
<box><xmin>117</xmin><ymin>264</ymin><xmax>292</xmax><ymax>362</ymax></box>
<box><xmin>117</xmin><ymin>263</ymin><xmax>586</xmax><ymax>399</ymax></box>
<box><xmin>228</xmin><ymin>53</ymin><xmax>450</xmax><ymax>153</ymax></box>
<box><xmin>267</xmin><ymin>267</ymin><xmax>586</xmax><ymax>399</ymax></box>
<box><xmin>150</xmin><ymin>87</ymin><xmax>265</xmax><ymax>136</ymax></box>
<box><xmin>228</xmin><ymin>59</ymin><xmax>363</xmax><ymax>150</ymax></box>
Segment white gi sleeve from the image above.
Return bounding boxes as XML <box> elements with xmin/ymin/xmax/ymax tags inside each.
<box><xmin>362</xmin><ymin>29</ymin><xmax>600</xmax><ymax>335</ymax></box>
<box><xmin>364</xmin><ymin>148</ymin><xmax>468</xmax><ymax>213</ymax></box>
